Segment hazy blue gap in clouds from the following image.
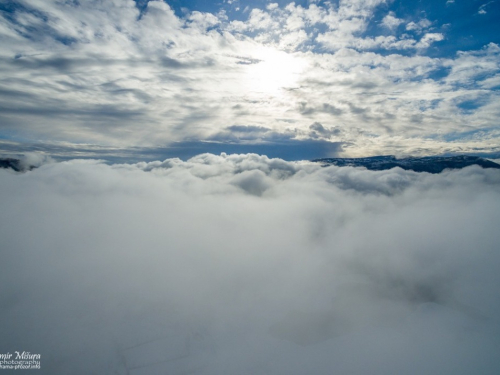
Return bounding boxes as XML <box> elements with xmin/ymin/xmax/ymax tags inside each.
<box><xmin>0</xmin><ymin>139</ymin><xmax>344</xmax><ymax>163</ymax></box>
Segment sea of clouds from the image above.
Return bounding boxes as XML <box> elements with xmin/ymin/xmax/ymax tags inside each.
<box><xmin>1</xmin><ymin>153</ymin><xmax>500</xmax><ymax>374</ymax></box>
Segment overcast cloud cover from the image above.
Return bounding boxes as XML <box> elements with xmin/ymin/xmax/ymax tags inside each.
<box><xmin>1</xmin><ymin>155</ymin><xmax>500</xmax><ymax>374</ymax></box>
<box><xmin>0</xmin><ymin>0</ymin><xmax>499</xmax><ymax>158</ymax></box>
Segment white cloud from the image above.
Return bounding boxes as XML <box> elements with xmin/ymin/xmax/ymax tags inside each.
<box><xmin>478</xmin><ymin>1</ymin><xmax>495</xmax><ymax>15</ymax></box>
<box><xmin>406</xmin><ymin>18</ymin><xmax>432</xmax><ymax>34</ymax></box>
<box><xmin>188</xmin><ymin>11</ymin><xmax>220</xmax><ymax>31</ymax></box>
<box><xmin>479</xmin><ymin>74</ymin><xmax>500</xmax><ymax>89</ymax></box>
<box><xmin>285</xmin><ymin>12</ymin><xmax>306</xmax><ymax>31</ymax></box>
<box><xmin>247</xmin><ymin>8</ymin><xmax>276</xmax><ymax>30</ymax></box>
<box><xmin>1</xmin><ymin>155</ymin><xmax>500</xmax><ymax>373</ymax></box>
<box><xmin>267</xmin><ymin>3</ymin><xmax>279</xmax><ymax>11</ymax></box>
<box><xmin>445</xmin><ymin>43</ymin><xmax>500</xmax><ymax>85</ymax></box>
<box><xmin>416</xmin><ymin>32</ymin><xmax>444</xmax><ymax>48</ymax></box>
<box><xmin>316</xmin><ymin>30</ymin><xmax>442</xmax><ymax>51</ymax></box>
<box><xmin>278</xmin><ymin>29</ymin><xmax>309</xmax><ymax>50</ymax></box>
<box><xmin>382</xmin><ymin>11</ymin><xmax>403</xmax><ymax>31</ymax></box>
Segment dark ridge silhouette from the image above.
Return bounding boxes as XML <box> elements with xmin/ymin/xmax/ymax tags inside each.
<box><xmin>0</xmin><ymin>158</ymin><xmax>23</xmax><ymax>172</ymax></box>
<box><xmin>312</xmin><ymin>155</ymin><xmax>500</xmax><ymax>173</ymax></box>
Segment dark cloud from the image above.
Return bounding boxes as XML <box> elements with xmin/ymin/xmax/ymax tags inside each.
<box><xmin>346</xmin><ymin>102</ymin><xmax>368</xmax><ymax>115</ymax></box>
<box><xmin>226</xmin><ymin>125</ymin><xmax>270</xmax><ymax>133</ymax></box>
<box><xmin>298</xmin><ymin>102</ymin><xmax>344</xmax><ymax>116</ymax></box>
<box><xmin>0</xmin><ymin>103</ymin><xmax>145</xmax><ymax>119</ymax></box>
<box><xmin>10</xmin><ymin>56</ymin><xmax>97</xmax><ymax>72</ymax></box>
<box><xmin>232</xmin><ymin>56</ymin><xmax>262</xmax><ymax>65</ymax></box>
<box><xmin>309</xmin><ymin>122</ymin><xmax>342</xmax><ymax>139</ymax></box>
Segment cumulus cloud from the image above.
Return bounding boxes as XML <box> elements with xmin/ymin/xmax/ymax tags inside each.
<box><xmin>18</xmin><ymin>152</ymin><xmax>54</xmax><ymax>170</ymax></box>
<box><xmin>381</xmin><ymin>12</ymin><xmax>403</xmax><ymax>31</ymax></box>
<box><xmin>406</xmin><ymin>18</ymin><xmax>432</xmax><ymax>34</ymax></box>
<box><xmin>1</xmin><ymin>155</ymin><xmax>500</xmax><ymax>374</ymax></box>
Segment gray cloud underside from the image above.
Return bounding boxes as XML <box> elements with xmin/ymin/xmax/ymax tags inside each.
<box><xmin>1</xmin><ymin>154</ymin><xmax>500</xmax><ymax>374</ymax></box>
<box><xmin>0</xmin><ymin>1</ymin><xmax>499</xmax><ymax>156</ymax></box>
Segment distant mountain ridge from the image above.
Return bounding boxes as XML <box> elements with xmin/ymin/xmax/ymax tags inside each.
<box><xmin>312</xmin><ymin>155</ymin><xmax>500</xmax><ymax>173</ymax></box>
<box><xmin>2</xmin><ymin>155</ymin><xmax>500</xmax><ymax>174</ymax></box>
<box><xmin>0</xmin><ymin>158</ymin><xmax>24</xmax><ymax>172</ymax></box>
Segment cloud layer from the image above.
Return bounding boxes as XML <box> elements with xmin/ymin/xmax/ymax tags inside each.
<box><xmin>1</xmin><ymin>154</ymin><xmax>500</xmax><ymax>374</ymax></box>
<box><xmin>0</xmin><ymin>0</ymin><xmax>499</xmax><ymax>157</ymax></box>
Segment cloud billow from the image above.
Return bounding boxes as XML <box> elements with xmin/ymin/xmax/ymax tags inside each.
<box><xmin>1</xmin><ymin>154</ymin><xmax>499</xmax><ymax>374</ymax></box>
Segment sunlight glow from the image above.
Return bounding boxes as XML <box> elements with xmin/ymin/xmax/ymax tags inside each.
<box><xmin>244</xmin><ymin>47</ymin><xmax>306</xmax><ymax>97</ymax></box>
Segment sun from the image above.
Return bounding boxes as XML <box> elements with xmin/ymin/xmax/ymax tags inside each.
<box><xmin>243</xmin><ymin>46</ymin><xmax>306</xmax><ymax>97</ymax></box>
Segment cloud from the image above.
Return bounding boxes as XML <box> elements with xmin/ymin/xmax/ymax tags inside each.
<box><xmin>267</xmin><ymin>3</ymin><xmax>279</xmax><ymax>11</ymax></box>
<box><xmin>1</xmin><ymin>155</ymin><xmax>500</xmax><ymax>373</ymax></box>
<box><xmin>478</xmin><ymin>1</ymin><xmax>495</xmax><ymax>15</ymax></box>
<box><xmin>381</xmin><ymin>12</ymin><xmax>403</xmax><ymax>31</ymax></box>
<box><xmin>406</xmin><ymin>18</ymin><xmax>432</xmax><ymax>34</ymax></box>
<box><xmin>416</xmin><ymin>33</ymin><xmax>445</xmax><ymax>49</ymax></box>
<box><xmin>309</xmin><ymin>122</ymin><xmax>342</xmax><ymax>139</ymax></box>
<box><xmin>0</xmin><ymin>0</ymin><xmax>498</xmax><ymax>157</ymax></box>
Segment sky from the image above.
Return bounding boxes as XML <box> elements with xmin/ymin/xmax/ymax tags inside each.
<box><xmin>0</xmin><ymin>0</ymin><xmax>499</xmax><ymax>160</ymax></box>
<box><xmin>1</xmin><ymin>155</ymin><xmax>500</xmax><ymax>374</ymax></box>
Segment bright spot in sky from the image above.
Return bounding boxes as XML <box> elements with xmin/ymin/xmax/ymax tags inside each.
<box><xmin>244</xmin><ymin>47</ymin><xmax>306</xmax><ymax>97</ymax></box>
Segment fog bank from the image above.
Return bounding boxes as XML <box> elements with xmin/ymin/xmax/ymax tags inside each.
<box><xmin>1</xmin><ymin>153</ymin><xmax>499</xmax><ymax>374</ymax></box>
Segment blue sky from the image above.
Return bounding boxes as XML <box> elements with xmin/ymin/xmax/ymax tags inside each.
<box><xmin>0</xmin><ymin>0</ymin><xmax>499</xmax><ymax>160</ymax></box>
<box><xmin>163</xmin><ymin>0</ymin><xmax>500</xmax><ymax>56</ymax></box>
